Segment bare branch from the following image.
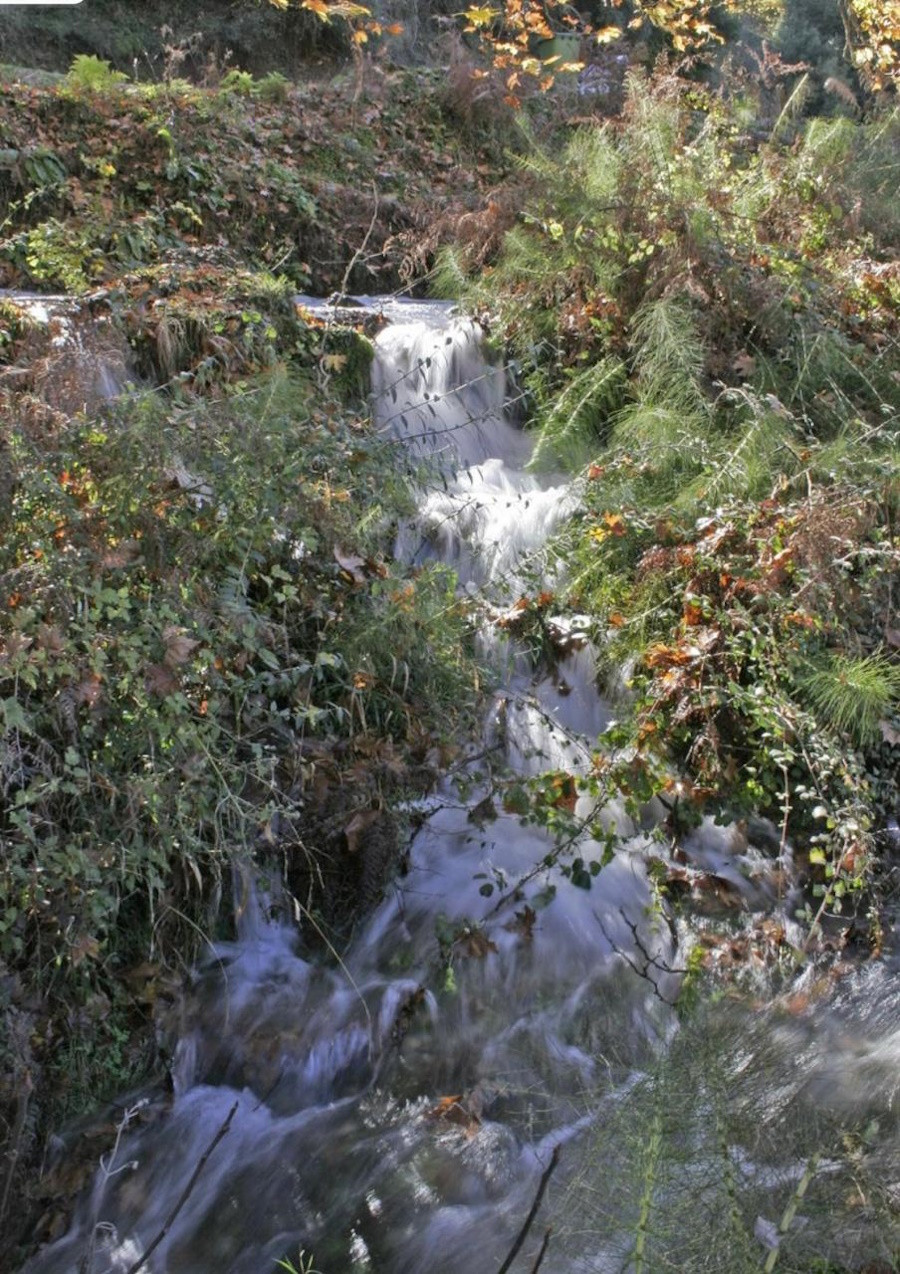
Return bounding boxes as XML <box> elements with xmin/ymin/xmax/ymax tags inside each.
<box><xmin>497</xmin><ymin>1145</ymin><xmax>560</xmax><ymax>1274</ymax></box>
<box><xmin>123</xmin><ymin>1101</ymin><xmax>238</xmax><ymax>1274</ymax></box>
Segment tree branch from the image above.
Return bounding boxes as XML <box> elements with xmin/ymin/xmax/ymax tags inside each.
<box><xmin>497</xmin><ymin>1145</ymin><xmax>560</xmax><ymax>1274</ymax></box>
<box><xmin>123</xmin><ymin>1100</ymin><xmax>238</xmax><ymax>1274</ymax></box>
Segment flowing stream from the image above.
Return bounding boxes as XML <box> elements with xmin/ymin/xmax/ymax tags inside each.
<box><xmin>24</xmin><ymin>307</ymin><xmax>900</xmax><ymax>1274</ymax></box>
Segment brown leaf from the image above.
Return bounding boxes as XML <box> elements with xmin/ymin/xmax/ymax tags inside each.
<box><xmin>102</xmin><ymin>540</ymin><xmax>142</xmax><ymax>569</ymax></box>
<box><xmin>503</xmin><ymin>905</ymin><xmax>536</xmax><ymax>941</ymax></box>
<box><xmin>69</xmin><ymin>934</ymin><xmax>100</xmax><ymax>967</ymax></box>
<box><xmin>333</xmin><ymin>545</ymin><xmax>367</xmax><ymax>585</ymax></box>
<box><xmin>365</xmin><ymin>556</ymin><xmax>389</xmax><ymax>578</ymax></box>
<box><xmin>453</xmin><ymin>928</ymin><xmax>498</xmax><ymax>958</ymax></box>
<box><xmin>548</xmin><ymin>772</ymin><xmax>577</xmax><ymax>812</ymax></box>
<box><xmin>74</xmin><ymin>673</ymin><xmax>103</xmax><ymax>707</ymax></box>
<box><xmin>36</xmin><ymin>623</ymin><xmax>65</xmax><ymax>654</ymax></box>
<box><xmin>344</xmin><ymin>808</ymin><xmax>380</xmax><ymax>853</ymax></box>
<box><xmin>884</xmin><ymin>627</ymin><xmax>900</xmax><ymax>649</ymax></box>
<box><xmin>162</xmin><ymin>626</ymin><xmax>199</xmax><ymax>668</ymax></box>
<box><xmin>426</xmin><ymin>1093</ymin><xmax>482</xmax><ymax>1137</ymax></box>
<box><xmin>145</xmin><ymin>663</ymin><xmax>179</xmax><ymax>697</ymax></box>
<box><xmin>879</xmin><ymin>719</ymin><xmax>900</xmax><ymax>745</ymax></box>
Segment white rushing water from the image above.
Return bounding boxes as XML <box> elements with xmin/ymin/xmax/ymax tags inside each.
<box><xmin>24</xmin><ymin>309</ymin><xmax>900</xmax><ymax>1274</ymax></box>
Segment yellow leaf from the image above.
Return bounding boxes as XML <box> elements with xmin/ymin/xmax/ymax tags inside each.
<box><xmin>322</xmin><ymin>352</ymin><xmax>348</xmax><ymax>371</ymax></box>
<box><xmin>302</xmin><ymin>0</ymin><xmax>331</xmax><ymax>18</ymax></box>
<box><xmin>462</xmin><ymin>5</ymin><xmax>499</xmax><ymax>26</ymax></box>
<box><xmin>352</xmin><ymin>27</ymin><xmax>369</xmax><ymax>42</ymax></box>
<box><xmin>595</xmin><ymin>25</ymin><xmax>622</xmax><ymax>43</ymax></box>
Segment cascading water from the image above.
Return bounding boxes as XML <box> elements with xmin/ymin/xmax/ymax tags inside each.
<box><xmin>23</xmin><ymin>309</ymin><xmax>900</xmax><ymax>1274</ymax></box>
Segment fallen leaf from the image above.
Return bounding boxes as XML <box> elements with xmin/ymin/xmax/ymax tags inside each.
<box><xmin>334</xmin><ymin>545</ymin><xmax>367</xmax><ymax>585</ymax></box>
<box><xmin>145</xmin><ymin>663</ymin><xmax>179</xmax><ymax>697</ymax></box>
<box><xmin>453</xmin><ymin>928</ymin><xmax>498</xmax><ymax>958</ymax></box>
<box><xmin>69</xmin><ymin>934</ymin><xmax>100</xmax><ymax>967</ymax></box>
<box><xmin>426</xmin><ymin>1093</ymin><xmax>482</xmax><ymax>1137</ymax></box>
<box><xmin>682</xmin><ymin>599</ymin><xmax>704</xmax><ymax>626</ymax></box>
<box><xmin>503</xmin><ymin>905</ymin><xmax>536</xmax><ymax>941</ymax></box>
<box><xmin>344</xmin><ymin>808</ymin><xmax>380</xmax><ymax>853</ymax></box>
<box><xmin>162</xmin><ymin>626</ymin><xmax>199</xmax><ymax>668</ymax></box>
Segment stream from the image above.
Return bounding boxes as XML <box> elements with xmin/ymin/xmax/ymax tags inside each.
<box><xmin>22</xmin><ymin>306</ymin><xmax>900</xmax><ymax>1274</ymax></box>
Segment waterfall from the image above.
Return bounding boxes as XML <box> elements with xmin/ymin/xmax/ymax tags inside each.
<box><xmin>23</xmin><ymin>308</ymin><xmax>900</xmax><ymax>1274</ymax></box>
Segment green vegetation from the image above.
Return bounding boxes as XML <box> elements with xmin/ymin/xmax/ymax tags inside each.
<box><xmin>443</xmin><ymin>71</ymin><xmax>899</xmax><ymax>929</ymax></box>
<box><xmin>0</xmin><ymin>361</ymin><xmax>482</xmax><ymax>965</ymax></box>
<box><xmin>0</xmin><ymin>57</ymin><xmax>505</xmax><ymax>302</ymax></box>
<box><xmin>0</xmin><ymin>39</ymin><xmax>516</xmax><ymax>1261</ymax></box>
<box><xmin>0</xmin><ymin>6</ymin><xmax>898</xmax><ymax>1267</ymax></box>
<box><xmin>0</xmin><ymin>338</ymin><xmax>483</xmax><ymax>1260</ymax></box>
<box><xmin>555</xmin><ymin>992</ymin><xmax>900</xmax><ymax>1271</ymax></box>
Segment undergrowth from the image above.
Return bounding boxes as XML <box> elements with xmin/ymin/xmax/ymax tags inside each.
<box><xmin>1</xmin><ymin>368</ymin><xmax>480</xmax><ymax>971</ymax></box>
<box><xmin>0</xmin><ymin>365</ymin><xmax>484</xmax><ymax>1253</ymax></box>
<box><xmin>553</xmin><ymin>985</ymin><xmax>900</xmax><ymax>1271</ymax></box>
<box><xmin>441</xmin><ymin>70</ymin><xmax>900</xmax><ymax>933</ymax></box>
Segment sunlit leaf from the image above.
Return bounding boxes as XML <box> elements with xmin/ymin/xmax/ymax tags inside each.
<box><xmin>462</xmin><ymin>5</ymin><xmax>500</xmax><ymax>27</ymax></box>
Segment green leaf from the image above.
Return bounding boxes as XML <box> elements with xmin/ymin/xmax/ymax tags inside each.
<box><xmin>0</xmin><ymin>697</ymin><xmax>31</xmax><ymax>733</ymax></box>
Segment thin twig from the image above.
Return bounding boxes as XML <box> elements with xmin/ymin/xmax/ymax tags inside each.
<box><xmin>337</xmin><ymin>182</ymin><xmax>379</xmax><ymax>306</ymax></box>
<box><xmin>497</xmin><ymin>1145</ymin><xmax>560</xmax><ymax>1274</ymax></box>
<box><xmin>0</xmin><ymin>1068</ymin><xmax>31</xmax><ymax>1240</ymax></box>
<box><xmin>485</xmin><ymin>808</ymin><xmax>598</xmax><ymax>921</ymax></box>
<box><xmin>595</xmin><ymin>909</ymin><xmax>685</xmax><ymax>1007</ymax></box>
<box><xmin>78</xmin><ymin>1099</ymin><xmax>147</xmax><ymax>1274</ymax></box>
<box><xmin>529</xmin><ymin>1227</ymin><xmax>553</xmax><ymax>1273</ymax></box>
<box><xmin>123</xmin><ymin>1101</ymin><xmax>238</xmax><ymax>1274</ymax></box>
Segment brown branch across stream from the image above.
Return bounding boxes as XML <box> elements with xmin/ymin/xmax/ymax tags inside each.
<box><xmin>497</xmin><ymin>1144</ymin><xmax>560</xmax><ymax>1274</ymax></box>
<box><xmin>123</xmin><ymin>1100</ymin><xmax>239</xmax><ymax>1274</ymax></box>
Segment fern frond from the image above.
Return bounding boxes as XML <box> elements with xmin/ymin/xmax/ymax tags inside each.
<box><xmin>528</xmin><ymin>356</ymin><xmax>626</xmax><ymax>472</ymax></box>
<box><xmin>613</xmin><ymin>401</ymin><xmax>710</xmax><ymax>503</ymax></box>
<box><xmin>630</xmin><ymin>297</ymin><xmax>707</xmax><ymax>415</ymax></box>
<box><xmin>770</xmin><ymin>72</ymin><xmax>810</xmax><ymax>144</ymax></box>
<box><xmin>701</xmin><ymin>399</ymin><xmax>802</xmax><ymax>502</ymax></box>
<box><xmin>431</xmin><ymin>245</ymin><xmax>470</xmax><ymax>300</ymax></box>
<box><xmin>798</xmin><ymin>651</ymin><xmax>900</xmax><ymax>746</ymax></box>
